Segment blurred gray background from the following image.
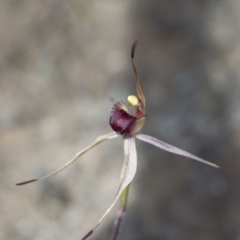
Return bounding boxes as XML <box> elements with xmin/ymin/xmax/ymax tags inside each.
<box><xmin>1</xmin><ymin>0</ymin><xmax>240</xmax><ymax>239</ymax></box>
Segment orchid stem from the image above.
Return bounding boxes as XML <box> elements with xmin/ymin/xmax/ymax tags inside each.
<box><xmin>110</xmin><ymin>185</ymin><xmax>130</xmax><ymax>240</ymax></box>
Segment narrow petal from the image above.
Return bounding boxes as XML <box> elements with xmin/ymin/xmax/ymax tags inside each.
<box><xmin>81</xmin><ymin>136</ymin><xmax>137</xmax><ymax>240</ymax></box>
<box><xmin>16</xmin><ymin>132</ymin><xmax>119</xmax><ymax>185</ymax></box>
<box><xmin>136</xmin><ymin>134</ymin><xmax>235</xmax><ymax>175</ymax></box>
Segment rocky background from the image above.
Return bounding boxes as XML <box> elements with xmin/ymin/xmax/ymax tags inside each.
<box><xmin>1</xmin><ymin>0</ymin><xmax>240</xmax><ymax>240</ymax></box>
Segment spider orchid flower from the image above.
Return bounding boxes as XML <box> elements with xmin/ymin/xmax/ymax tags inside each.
<box><xmin>17</xmin><ymin>40</ymin><xmax>235</xmax><ymax>240</ymax></box>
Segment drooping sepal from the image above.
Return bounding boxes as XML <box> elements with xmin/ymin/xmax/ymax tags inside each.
<box><xmin>136</xmin><ymin>134</ymin><xmax>236</xmax><ymax>176</ymax></box>
<box><xmin>81</xmin><ymin>137</ymin><xmax>137</xmax><ymax>240</ymax></box>
<box><xmin>16</xmin><ymin>132</ymin><xmax>119</xmax><ymax>185</ymax></box>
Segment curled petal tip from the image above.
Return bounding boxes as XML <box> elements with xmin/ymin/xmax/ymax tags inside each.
<box><xmin>131</xmin><ymin>39</ymin><xmax>139</xmax><ymax>59</ymax></box>
<box><xmin>16</xmin><ymin>179</ymin><xmax>37</xmax><ymax>186</ymax></box>
<box><xmin>218</xmin><ymin>166</ymin><xmax>236</xmax><ymax>177</ymax></box>
<box><xmin>81</xmin><ymin>230</ymin><xmax>93</xmax><ymax>240</ymax></box>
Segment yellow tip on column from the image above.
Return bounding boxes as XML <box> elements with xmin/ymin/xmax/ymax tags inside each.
<box><xmin>127</xmin><ymin>95</ymin><xmax>139</xmax><ymax>106</ymax></box>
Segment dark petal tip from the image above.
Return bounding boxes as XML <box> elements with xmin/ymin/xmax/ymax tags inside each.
<box><xmin>16</xmin><ymin>179</ymin><xmax>37</xmax><ymax>186</ymax></box>
<box><xmin>131</xmin><ymin>39</ymin><xmax>139</xmax><ymax>59</ymax></box>
<box><xmin>81</xmin><ymin>230</ymin><xmax>93</xmax><ymax>240</ymax></box>
<box><xmin>219</xmin><ymin>166</ymin><xmax>236</xmax><ymax>177</ymax></box>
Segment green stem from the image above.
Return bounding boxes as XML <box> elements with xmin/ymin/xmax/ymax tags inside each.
<box><xmin>110</xmin><ymin>185</ymin><xmax>130</xmax><ymax>240</ymax></box>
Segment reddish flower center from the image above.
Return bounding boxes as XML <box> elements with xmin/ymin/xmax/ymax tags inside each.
<box><xmin>109</xmin><ymin>101</ymin><xmax>145</xmax><ymax>135</ymax></box>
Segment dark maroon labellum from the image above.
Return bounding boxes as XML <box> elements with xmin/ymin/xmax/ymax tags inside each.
<box><xmin>109</xmin><ymin>102</ymin><xmax>137</xmax><ymax>135</ymax></box>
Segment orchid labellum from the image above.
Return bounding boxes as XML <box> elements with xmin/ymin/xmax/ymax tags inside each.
<box><xmin>17</xmin><ymin>40</ymin><xmax>234</xmax><ymax>240</ymax></box>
